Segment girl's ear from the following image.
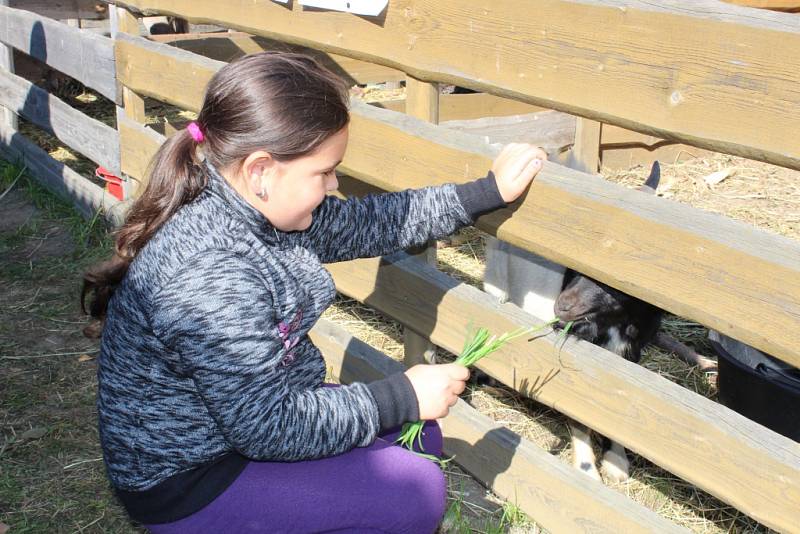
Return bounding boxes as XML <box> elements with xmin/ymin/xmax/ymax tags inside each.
<box><xmin>241</xmin><ymin>150</ymin><xmax>277</xmax><ymax>198</ymax></box>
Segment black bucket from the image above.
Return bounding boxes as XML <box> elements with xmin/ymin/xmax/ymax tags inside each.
<box><xmin>709</xmin><ymin>331</ymin><xmax>800</xmax><ymax>442</ymax></box>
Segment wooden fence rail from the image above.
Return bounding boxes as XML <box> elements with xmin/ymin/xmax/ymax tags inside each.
<box><xmin>0</xmin><ymin>5</ymin><xmax>124</xmax><ymax>223</ymax></box>
<box><xmin>107</xmin><ymin>0</ymin><xmax>800</xmax><ymax>170</ymax></box>
<box><xmin>0</xmin><ymin>5</ymin><xmax>118</xmax><ymax>103</ymax></box>
<box><xmin>0</xmin><ymin>68</ymin><xmax>120</xmax><ymax>173</ymax></box>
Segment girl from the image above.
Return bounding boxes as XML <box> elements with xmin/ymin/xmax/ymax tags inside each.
<box><xmin>82</xmin><ymin>52</ymin><xmax>545</xmax><ymax>533</ymax></box>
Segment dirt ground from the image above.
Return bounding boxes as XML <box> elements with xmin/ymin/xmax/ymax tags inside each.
<box><xmin>0</xmin><ymin>174</ymin><xmax>140</xmax><ymax>532</ymax></box>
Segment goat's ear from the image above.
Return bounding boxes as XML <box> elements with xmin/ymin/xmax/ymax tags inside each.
<box><xmin>637</xmin><ymin>160</ymin><xmax>660</xmax><ymax>194</ymax></box>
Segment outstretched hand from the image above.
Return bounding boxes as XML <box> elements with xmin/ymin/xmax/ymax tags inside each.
<box><xmin>491</xmin><ymin>143</ymin><xmax>548</xmax><ymax>203</ymax></box>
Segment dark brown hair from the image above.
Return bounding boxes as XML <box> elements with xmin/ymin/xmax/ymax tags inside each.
<box><xmin>81</xmin><ymin>52</ymin><xmax>350</xmax><ymax>325</ymax></box>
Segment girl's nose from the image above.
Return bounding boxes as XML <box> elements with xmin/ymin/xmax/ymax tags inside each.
<box><xmin>326</xmin><ymin>173</ymin><xmax>339</xmax><ymax>192</ymax></box>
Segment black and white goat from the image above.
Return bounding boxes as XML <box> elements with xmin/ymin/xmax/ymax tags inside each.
<box><xmin>484</xmin><ymin>162</ymin><xmax>694</xmax><ymax>482</ymax></box>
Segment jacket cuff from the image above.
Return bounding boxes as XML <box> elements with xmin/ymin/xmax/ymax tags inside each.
<box><xmin>366</xmin><ymin>372</ymin><xmax>420</xmax><ymax>431</ymax></box>
<box><xmin>454</xmin><ymin>171</ymin><xmax>507</xmax><ymax>221</ymax></box>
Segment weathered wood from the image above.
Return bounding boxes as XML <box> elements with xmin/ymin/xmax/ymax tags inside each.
<box><xmin>111</xmin><ymin>5</ymin><xmax>146</xmax><ymax>200</ymax></box>
<box><xmin>0</xmin><ymin>123</ymin><xmax>127</xmax><ymax>226</ymax></box>
<box><xmin>0</xmin><ymin>0</ymin><xmax>15</xmax><ymax>132</ymax></box>
<box><xmin>310</xmin><ymin>318</ymin><xmax>690</xmax><ymax>534</ymax></box>
<box><xmin>115</xmin><ymin>33</ymin><xmax>221</xmax><ymax>112</ymax></box>
<box><xmin>440</xmin><ymin>110</ymin><xmax>575</xmax><ymax>156</ymax></box>
<box><xmin>568</xmin><ymin>118</ymin><xmax>602</xmax><ymax>174</ymax></box>
<box><xmin>0</xmin><ymin>5</ymin><xmax>118</xmax><ymax>103</ymax></box>
<box><xmin>150</xmin><ymin>32</ymin><xmax>406</xmax><ymax>85</ymax></box>
<box><xmin>111</xmin><ymin>7</ymin><xmax>146</xmax><ymax>123</ymax></box>
<box><xmin>324</xmin><ymin>252</ymin><xmax>800</xmax><ymax>532</ymax></box>
<box><xmin>723</xmin><ymin>0</ymin><xmax>800</xmax><ymax>11</ymax></box>
<box><xmin>438</xmin><ymin>93</ymin><xmax>546</xmax><ymax>121</ymax></box>
<box><xmin>117</xmin><ymin>114</ymin><xmax>163</xmax><ymax>190</ymax></box>
<box><xmin>112</xmin><ymin>36</ymin><xmax>800</xmax><ymax>369</ymax></box>
<box><xmin>374</xmin><ymin>93</ymin><xmax>547</xmax><ymax>120</ymax></box>
<box><xmin>9</xmin><ymin>0</ymin><xmax>105</xmax><ymax>20</ymax></box>
<box><xmin>109</xmin><ymin>0</ymin><xmax>800</xmax><ymax>170</ymax></box>
<box><xmin>405</xmin><ymin>76</ymin><xmax>439</xmax><ymax>124</ymax></box>
<box><xmin>0</xmin><ymin>68</ymin><xmax>120</xmax><ymax>173</ymax></box>
<box><xmin>598</xmin><ymin>124</ymin><xmax>713</xmax><ymax>170</ymax></box>
<box><xmin>403</xmin><ymin>75</ymin><xmax>439</xmax><ymax>367</ymax></box>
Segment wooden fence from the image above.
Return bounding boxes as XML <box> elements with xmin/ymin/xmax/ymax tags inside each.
<box><xmin>1</xmin><ymin>1</ymin><xmax>799</xmax><ymax>532</ymax></box>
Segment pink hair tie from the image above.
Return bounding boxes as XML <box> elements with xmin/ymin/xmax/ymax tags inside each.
<box><xmin>187</xmin><ymin>121</ymin><xmax>205</xmax><ymax>143</ymax></box>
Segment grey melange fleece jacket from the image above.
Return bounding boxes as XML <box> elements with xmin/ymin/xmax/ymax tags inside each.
<box><xmin>97</xmin><ymin>162</ymin><xmax>504</xmax><ymax>493</ymax></box>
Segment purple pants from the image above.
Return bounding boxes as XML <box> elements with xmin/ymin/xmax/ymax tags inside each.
<box><xmin>145</xmin><ymin>421</ymin><xmax>446</xmax><ymax>534</ymax></box>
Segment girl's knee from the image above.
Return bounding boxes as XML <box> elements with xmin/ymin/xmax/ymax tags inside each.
<box><xmin>393</xmin><ymin>455</ymin><xmax>447</xmax><ymax>532</ymax></box>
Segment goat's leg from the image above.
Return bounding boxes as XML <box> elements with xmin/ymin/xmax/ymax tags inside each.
<box><xmin>482</xmin><ymin>236</ymin><xmax>510</xmax><ymax>303</ymax></box>
<box><xmin>600</xmin><ymin>436</ymin><xmax>631</xmax><ymax>483</ymax></box>
<box><xmin>654</xmin><ymin>332</ymin><xmax>717</xmax><ymax>371</ymax></box>
<box><xmin>569</xmin><ymin>421</ymin><xmax>601</xmax><ymax>481</ymax></box>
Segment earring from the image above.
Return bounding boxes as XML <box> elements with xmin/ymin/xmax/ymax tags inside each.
<box><xmin>254</xmin><ymin>175</ymin><xmax>268</xmax><ymax>200</ymax></box>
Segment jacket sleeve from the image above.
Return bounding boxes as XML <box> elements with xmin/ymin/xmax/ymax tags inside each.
<box><xmin>149</xmin><ymin>249</ymin><xmax>382</xmax><ymax>461</ymax></box>
<box><xmin>305</xmin><ymin>174</ymin><xmax>505</xmax><ymax>264</ymax></box>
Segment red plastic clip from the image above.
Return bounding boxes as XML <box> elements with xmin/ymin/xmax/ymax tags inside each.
<box><xmin>95</xmin><ymin>166</ymin><xmax>124</xmax><ymax>201</ymax></box>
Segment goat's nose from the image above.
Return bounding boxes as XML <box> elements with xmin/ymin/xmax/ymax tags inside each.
<box><xmin>554</xmin><ymin>295</ymin><xmax>578</xmax><ymax>319</ymax></box>
<box><xmin>556</xmin><ymin>293</ymin><xmax>576</xmax><ymax>312</ymax></box>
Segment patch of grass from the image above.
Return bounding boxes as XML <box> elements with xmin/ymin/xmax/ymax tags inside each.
<box><xmin>440</xmin><ymin>490</ymin><xmax>471</xmax><ymax>534</ymax></box>
<box><xmin>1</xmin><ymin>156</ymin><xmax>139</xmax><ymax>532</ymax></box>
<box><xmin>498</xmin><ymin>498</ymin><xmax>530</xmax><ymax>530</ymax></box>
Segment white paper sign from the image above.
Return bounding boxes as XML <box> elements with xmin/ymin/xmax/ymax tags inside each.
<box><xmin>299</xmin><ymin>0</ymin><xmax>388</xmax><ymax>16</ymax></box>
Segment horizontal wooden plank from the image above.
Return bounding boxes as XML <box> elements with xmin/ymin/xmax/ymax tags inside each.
<box><xmin>0</xmin><ymin>122</ymin><xmax>127</xmax><ymax>226</ymax></box>
<box><xmin>0</xmin><ymin>68</ymin><xmax>120</xmax><ymax>173</ymax></box>
<box><xmin>10</xmin><ymin>0</ymin><xmax>106</xmax><ymax>20</ymax></box>
<box><xmin>110</xmin><ymin>0</ymin><xmax>800</xmax><ymax>170</ymax></box>
<box><xmin>150</xmin><ymin>31</ymin><xmax>405</xmax><ymax>85</ymax></box>
<box><xmin>310</xmin><ymin>318</ymin><xmax>690</xmax><ymax>534</ymax></box>
<box><xmin>723</xmin><ymin>0</ymin><xmax>800</xmax><ymax>10</ymax></box>
<box><xmin>115</xmin><ymin>33</ymin><xmax>221</xmax><ymax>112</ymax></box>
<box><xmin>325</xmin><ymin>252</ymin><xmax>800</xmax><ymax>532</ymax></box>
<box><xmin>113</xmin><ymin>35</ymin><xmax>800</xmax><ymax>370</ymax></box>
<box><xmin>440</xmin><ymin>110</ymin><xmax>575</xmax><ymax>155</ymax></box>
<box><xmin>438</xmin><ymin>92</ymin><xmax>546</xmax><ymax>121</ymax></box>
<box><xmin>0</xmin><ymin>5</ymin><xmax>118</xmax><ymax>102</ymax></box>
<box><xmin>372</xmin><ymin>92</ymin><xmax>547</xmax><ymax>121</ymax></box>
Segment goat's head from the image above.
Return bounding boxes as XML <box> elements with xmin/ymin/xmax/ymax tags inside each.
<box><xmin>555</xmin><ymin>271</ymin><xmax>661</xmax><ymax>345</ymax></box>
<box><xmin>553</xmin><ymin>161</ymin><xmax>663</xmax><ymax>358</ymax></box>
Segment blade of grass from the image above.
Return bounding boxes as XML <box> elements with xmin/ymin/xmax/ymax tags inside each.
<box><xmin>397</xmin><ymin>318</ymin><xmax>560</xmax><ymax>463</ymax></box>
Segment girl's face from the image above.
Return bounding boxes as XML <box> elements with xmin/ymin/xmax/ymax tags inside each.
<box><xmin>240</xmin><ymin>126</ymin><xmax>348</xmax><ymax>232</ymax></box>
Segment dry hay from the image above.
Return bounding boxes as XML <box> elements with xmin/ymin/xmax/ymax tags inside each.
<box><xmin>603</xmin><ymin>152</ymin><xmax>800</xmax><ymax>241</ymax></box>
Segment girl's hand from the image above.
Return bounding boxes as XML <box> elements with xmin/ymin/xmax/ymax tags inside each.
<box><xmin>491</xmin><ymin>143</ymin><xmax>548</xmax><ymax>203</ymax></box>
<box><xmin>405</xmin><ymin>363</ymin><xmax>470</xmax><ymax>420</ymax></box>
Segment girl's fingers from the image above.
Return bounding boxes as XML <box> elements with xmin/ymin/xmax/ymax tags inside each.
<box><xmin>520</xmin><ymin>156</ymin><xmax>544</xmax><ymax>181</ymax></box>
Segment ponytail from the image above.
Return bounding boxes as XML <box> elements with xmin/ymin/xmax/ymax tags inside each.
<box><xmin>81</xmin><ymin>128</ymin><xmax>205</xmax><ymax>322</ymax></box>
<box><xmin>82</xmin><ymin>51</ymin><xmax>351</xmax><ymax>333</ymax></box>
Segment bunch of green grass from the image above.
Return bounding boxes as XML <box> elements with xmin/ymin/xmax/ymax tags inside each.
<box><xmin>397</xmin><ymin>317</ymin><xmax>567</xmax><ymax>464</ymax></box>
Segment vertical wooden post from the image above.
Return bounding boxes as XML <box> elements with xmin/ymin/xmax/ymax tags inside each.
<box><xmin>403</xmin><ymin>76</ymin><xmax>439</xmax><ymax>367</ymax></box>
<box><xmin>570</xmin><ymin>117</ymin><xmax>602</xmax><ymax>174</ymax></box>
<box><xmin>0</xmin><ymin>0</ymin><xmax>17</xmax><ymax>132</ymax></box>
<box><xmin>111</xmin><ymin>5</ymin><xmax>146</xmax><ymax>198</ymax></box>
